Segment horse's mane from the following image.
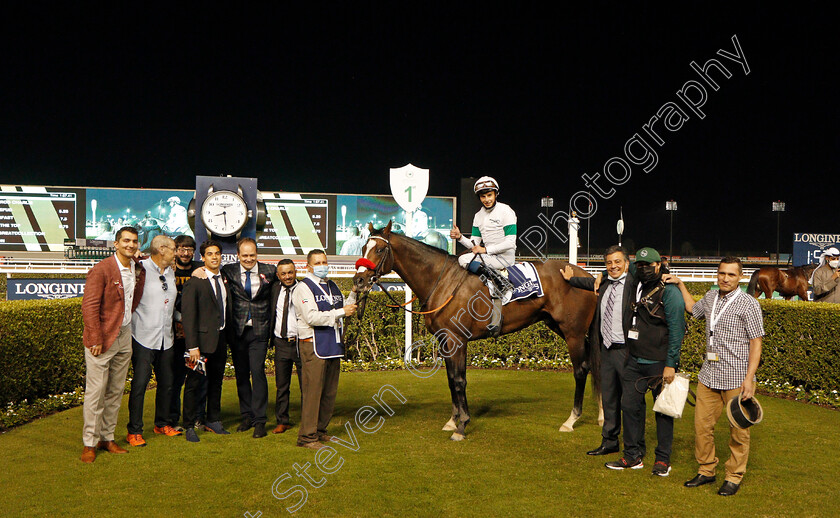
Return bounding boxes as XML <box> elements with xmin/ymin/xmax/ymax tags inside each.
<box><xmin>371</xmin><ymin>226</ymin><xmax>457</xmax><ymax>261</ymax></box>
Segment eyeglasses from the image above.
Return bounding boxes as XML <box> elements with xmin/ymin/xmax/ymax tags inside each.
<box><xmin>475</xmin><ymin>180</ymin><xmax>497</xmax><ymax>190</ymax></box>
<box><xmin>159</xmin><ymin>275</ymin><xmax>168</xmax><ymax>291</ymax></box>
<box><xmin>177</xmin><ymin>247</ymin><xmax>195</xmax><ymax>253</ymax></box>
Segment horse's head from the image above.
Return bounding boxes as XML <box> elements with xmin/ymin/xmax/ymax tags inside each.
<box><xmin>352</xmin><ymin>221</ymin><xmax>395</xmax><ymax>317</ymax></box>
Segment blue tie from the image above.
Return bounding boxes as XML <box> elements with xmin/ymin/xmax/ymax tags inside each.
<box><xmin>245</xmin><ymin>270</ymin><xmax>252</xmax><ymax>322</ymax></box>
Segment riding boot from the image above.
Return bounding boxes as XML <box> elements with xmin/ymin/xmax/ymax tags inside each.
<box><xmin>476</xmin><ymin>264</ymin><xmax>514</xmax><ymax>302</ymax></box>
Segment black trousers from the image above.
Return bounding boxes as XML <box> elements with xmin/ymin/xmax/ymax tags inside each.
<box><xmin>620</xmin><ymin>356</ymin><xmax>674</xmax><ymax>463</ymax></box>
<box><xmin>274</xmin><ymin>336</ymin><xmax>302</xmax><ymax>425</ymax></box>
<box><xmin>183</xmin><ymin>337</ymin><xmax>226</xmax><ymax>427</ymax></box>
<box><xmin>170</xmin><ymin>336</ymin><xmax>207</xmax><ymax>426</ymax></box>
<box><xmin>599</xmin><ymin>342</ymin><xmax>627</xmax><ymax>449</ymax></box>
<box><xmin>231</xmin><ymin>326</ymin><xmax>269</xmax><ymax>425</ymax></box>
<box><xmin>127</xmin><ymin>339</ymin><xmax>174</xmax><ymax>434</ymax></box>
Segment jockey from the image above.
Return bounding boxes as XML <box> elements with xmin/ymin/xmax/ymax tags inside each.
<box><xmin>450</xmin><ymin>176</ymin><xmax>516</xmax><ymax>301</ymax></box>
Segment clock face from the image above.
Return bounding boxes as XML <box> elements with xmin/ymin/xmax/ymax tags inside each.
<box><xmin>201</xmin><ymin>191</ymin><xmax>249</xmax><ymax>237</ymax></box>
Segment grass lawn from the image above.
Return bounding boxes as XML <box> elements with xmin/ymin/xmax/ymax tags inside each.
<box><xmin>1</xmin><ymin>369</ymin><xmax>838</xmax><ymax>517</ymax></box>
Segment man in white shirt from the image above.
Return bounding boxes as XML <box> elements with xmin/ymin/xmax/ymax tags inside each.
<box><xmin>292</xmin><ymin>250</ymin><xmax>357</xmax><ymax>449</ymax></box>
<box><xmin>270</xmin><ymin>258</ymin><xmax>301</xmax><ymax>434</ymax></box>
<box><xmin>126</xmin><ymin>235</ymin><xmax>180</xmax><ymax>446</ymax></box>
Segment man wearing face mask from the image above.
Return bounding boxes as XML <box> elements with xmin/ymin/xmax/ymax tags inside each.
<box><xmin>292</xmin><ymin>249</ymin><xmax>357</xmax><ymax>450</ymax></box>
<box><xmin>561</xmin><ymin>245</ymin><xmax>635</xmax><ymax>458</ymax></box>
<box><xmin>605</xmin><ymin>247</ymin><xmax>685</xmax><ymax>477</ymax></box>
<box><xmin>810</xmin><ymin>247</ymin><xmax>840</xmax><ymax>303</ymax></box>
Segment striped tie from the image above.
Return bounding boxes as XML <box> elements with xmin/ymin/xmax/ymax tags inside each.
<box><xmin>602</xmin><ymin>281</ymin><xmax>619</xmax><ymax>347</ymax></box>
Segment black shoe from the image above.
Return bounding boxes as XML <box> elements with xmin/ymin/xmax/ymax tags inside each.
<box><xmin>236</xmin><ymin>419</ymin><xmax>252</xmax><ymax>432</ymax></box>
<box><xmin>587</xmin><ymin>445</ymin><xmax>619</xmax><ymax>456</ymax></box>
<box><xmin>605</xmin><ymin>457</ymin><xmax>644</xmax><ymax>470</ymax></box>
<box><xmin>253</xmin><ymin>423</ymin><xmax>267</xmax><ymax>438</ymax></box>
<box><xmin>684</xmin><ymin>474</ymin><xmax>717</xmax><ymax>488</ymax></box>
<box><xmin>185</xmin><ymin>428</ymin><xmax>200</xmax><ymax>443</ymax></box>
<box><xmin>718</xmin><ymin>481</ymin><xmax>740</xmax><ymax>496</ymax></box>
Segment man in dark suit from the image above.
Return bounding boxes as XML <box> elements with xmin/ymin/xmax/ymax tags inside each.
<box><xmin>562</xmin><ymin>245</ymin><xmax>635</xmax><ymax>457</ymax></box>
<box><xmin>269</xmin><ymin>258</ymin><xmax>302</xmax><ymax>434</ymax></box>
<box><xmin>80</xmin><ymin>226</ymin><xmax>146</xmax><ymax>463</ymax></box>
<box><xmin>181</xmin><ymin>240</ymin><xmax>231</xmax><ymax>442</ymax></box>
<box><xmin>221</xmin><ymin>237</ymin><xmax>277</xmax><ymax>438</ymax></box>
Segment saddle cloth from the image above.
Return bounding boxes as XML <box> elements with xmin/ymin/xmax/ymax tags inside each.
<box><xmin>504</xmin><ymin>262</ymin><xmax>544</xmax><ymax>303</ymax></box>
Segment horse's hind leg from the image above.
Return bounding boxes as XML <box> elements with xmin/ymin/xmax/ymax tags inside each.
<box><xmin>560</xmin><ymin>334</ymin><xmax>588</xmax><ymax>432</ymax></box>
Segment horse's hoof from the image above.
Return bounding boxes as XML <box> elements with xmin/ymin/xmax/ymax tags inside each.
<box><xmin>597</xmin><ymin>418</ymin><xmax>605</xmax><ymax>427</ymax></box>
<box><xmin>442</xmin><ymin>418</ymin><xmax>457</xmax><ymax>432</ymax></box>
<box><xmin>450</xmin><ymin>433</ymin><xmax>466</xmax><ymax>441</ymax></box>
<box><xmin>559</xmin><ymin>424</ymin><xmax>574</xmax><ymax>432</ymax></box>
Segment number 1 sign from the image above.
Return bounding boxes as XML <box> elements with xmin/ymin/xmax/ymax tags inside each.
<box><xmin>389</xmin><ymin>164</ymin><xmax>429</xmax><ymax>213</ymax></box>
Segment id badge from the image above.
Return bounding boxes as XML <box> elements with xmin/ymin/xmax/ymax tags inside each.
<box><xmin>706</xmin><ymin>352</ymin><xmax>719</xmax><ymax>361</ymax></box>
<box><xmin>628</xmin><ymin>328</ymin><xmax>639</xmax><ymax>340</ymax></box>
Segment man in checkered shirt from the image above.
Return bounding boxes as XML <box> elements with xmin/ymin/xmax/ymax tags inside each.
<box><xmin>667</xmin><ymin>256</ymin><xmax>764</xmax><ymax>497</ymax></box>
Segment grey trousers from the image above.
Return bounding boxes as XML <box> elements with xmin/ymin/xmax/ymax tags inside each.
<box><xmin>82</xmin><ymin>324</ymin><xmax>132</xmax><ymax>447</ymax></box>
<box><xmin>297</xmin><ymin>339</ymin><xmax>340</xmax><ymax>444</ymax></box>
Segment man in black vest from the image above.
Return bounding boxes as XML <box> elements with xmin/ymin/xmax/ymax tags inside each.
<box><xmin>605</xmin><ymin>247</ymin><xmax>685</xmax><ymax>477</ymax></box>
<box><xmin>221</xmin><ymin>238</ymin><xmax>278</xmax><ymax>438</ymax></box>
<box><xmin>562</xmin><ymin>245</ymin><xmax>635</xmax><ymax>457</ymax></box>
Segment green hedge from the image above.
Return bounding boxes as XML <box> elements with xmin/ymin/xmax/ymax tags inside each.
<box><xmin>0</xmin><ymin>298</ymin><xmax>86</xmax><ymax>406</ymax></box>
<box><xmin>2</xmin><ymin>290</ymin><xmax>839</xmax><ymax>409</ymax></box>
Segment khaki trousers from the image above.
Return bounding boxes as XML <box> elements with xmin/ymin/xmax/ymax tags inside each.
<box><xmin>695</xmin><ymin>382</ymin><xmax>751</xmax><ymax>483</ymax></box>
<box><xmin>82</xmin><ymin>324</ymin><xmax>133</xmax><ymax>446</ymax></box>
<box><xmin>297</xmin><ymin>340</ymin><xmax>340</xmax><ymax>444</ymax></box>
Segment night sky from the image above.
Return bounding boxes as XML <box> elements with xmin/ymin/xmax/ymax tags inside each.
<box><xmin>0</xmin><ymin>5</ymin><xmax>835</xmax><ymax>257</ymax></box>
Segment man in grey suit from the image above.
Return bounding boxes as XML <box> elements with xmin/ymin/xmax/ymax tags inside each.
<box><xmin>562</xmin><ymin>245</ymin><xmax>636</xmax><ymax>457</ymax></box>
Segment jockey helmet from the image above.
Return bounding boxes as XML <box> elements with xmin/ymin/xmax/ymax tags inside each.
<box><xmin>474</xmin><ymin>176</ymin><xmax>500</xmax><ymax>196</ymax></box>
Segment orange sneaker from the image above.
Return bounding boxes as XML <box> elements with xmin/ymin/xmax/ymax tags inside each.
<box><xmin>154</xmin><ymin>425</ymin><xmax>183</xmax><ymax>437</ymax></box>
<box><xmin>126</xmin><ymin>433</ymin><xmax>146</xmax><ymax>447</ymax></box>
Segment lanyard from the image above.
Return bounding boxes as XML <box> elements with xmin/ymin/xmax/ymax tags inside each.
<box><xmin>312</xmin><ymin>280</ymin><xmax>339</xmax><ymax>309</ymax></box>
<box><xmin>709</xmin><ymin>289</ymin><xmax>741</xmax><ymax>336</ymax></box>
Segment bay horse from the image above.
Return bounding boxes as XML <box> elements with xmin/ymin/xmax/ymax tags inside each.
<box><xmin>352</xmin><ymin>222</ymin><xmax>598</xmax><ymax>440</ymax></box>
<box><xmin>747</xmin><ymin>264</ymin><xmax>818</xmax><ymax>300</ymax></box>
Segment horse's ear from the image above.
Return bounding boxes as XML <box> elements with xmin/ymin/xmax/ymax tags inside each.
<box><xmin>367</xmin><ymin>222</ymin><xmax>374</xmax><ymax>233</ymax></box>
<box><xmin>383</xmin><ymin>220</ymin><xmax>392</xmax><ymax>237</ymax></box>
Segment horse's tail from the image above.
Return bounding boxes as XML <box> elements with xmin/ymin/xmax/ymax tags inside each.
<box><xmin>746</xmin><ymin>269</ymin><xmax>760</xmax><ymax>296</ymax></box>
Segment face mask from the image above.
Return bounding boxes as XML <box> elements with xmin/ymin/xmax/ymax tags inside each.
<box><xmin>636</xmin><ymin>264</ymin><xmax>660</xmax><ymax>284</ymax></box>
<box><xmin>829</xmin><ymin>260</ymin><xmax>839</xmax><ymax>269</ymax></box>
<box><xmin>312</xmin><ymin>265</ymin><xmax>329</xmax><ymax>279</ymax></box>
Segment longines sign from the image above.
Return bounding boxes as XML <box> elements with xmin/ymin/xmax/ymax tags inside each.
<box><xmin>7</xmin><ymin>278</ymin><xmax>86</xmax><ymax>300</ymax></box>
<box><xmin>793</xmin><ymin>232</ymin><xmax>840</xmax><ymax>266</ymax></box>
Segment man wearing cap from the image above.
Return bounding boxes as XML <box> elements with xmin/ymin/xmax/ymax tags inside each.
<box><xmin>605</xmin><ymin>247</ymin><xmax>685</xmax><ymax>477</ymax></box>
<box><xmin>811</xmin><ymin>247</ymin><xmax>840</xmax><ymax>303</ymax></box>
<box><xmin>666</xmin><ymin>256</ymin><xmax>764</xmax><ymax>496</ymax></box>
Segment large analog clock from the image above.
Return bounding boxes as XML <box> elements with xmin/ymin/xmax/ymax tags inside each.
<box><xmin>200</xmin><ymin>190</ymin><xmax>249</xmax><ymax>237</ymax></box>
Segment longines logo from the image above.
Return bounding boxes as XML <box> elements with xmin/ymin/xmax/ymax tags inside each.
<box><xmin>794</xmin><ymin>233</ymin><xmax>840</xmax><ymax>248</ymax></box>
<box><xmin>8</xmin><ymin>280</ymin><xmax>86</xmax><ymax>300</ymax></box>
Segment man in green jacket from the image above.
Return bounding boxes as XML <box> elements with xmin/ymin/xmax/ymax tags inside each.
<box><xmin>605</xmin><ymin>247</ymin><xmax>685</xmax><ymax>477</ymax></box>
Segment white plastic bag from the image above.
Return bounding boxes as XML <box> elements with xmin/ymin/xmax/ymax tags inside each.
<box><xmin>653</xmin><ymin>372</ymin><xmax>690</xmax><ymax>418</ymax></box>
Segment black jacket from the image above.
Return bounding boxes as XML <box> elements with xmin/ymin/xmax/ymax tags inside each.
<box><xmin>569</xmin><ymin>272</ymin><xmax>637</xmax><ymax>350</ymax></box>
<box><xmin>181</xmin><ymin>275</ymin><xmax>231</xmax><ymax>354</ymax></box>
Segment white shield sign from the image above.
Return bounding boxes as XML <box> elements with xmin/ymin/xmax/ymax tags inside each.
<box><xmin>390</xmin><ymin>163</ymin><xmax>429</xmax><ymax>213</ymax></box>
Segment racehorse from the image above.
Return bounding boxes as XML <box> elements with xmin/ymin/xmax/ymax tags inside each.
<box><xmin>747</xmin><ymin>264</ymin><xmax>818</xmax><ymax>300</ymax></box>
<box><xmin>352</xmin><ymin>222</ymin><xmax>598</xmax><ymax>440</ymax></box>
